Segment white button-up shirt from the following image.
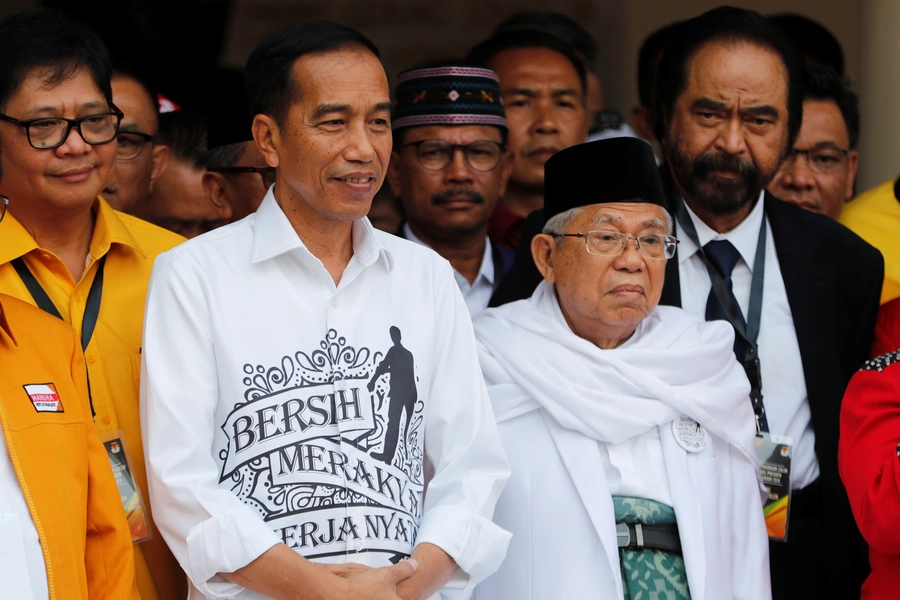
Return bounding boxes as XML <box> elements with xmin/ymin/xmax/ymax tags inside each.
<box><xmin>677</xmin><ymin>192</ymin><xmax>819</xmax><ymax>489</ymax></box>
<box><xmin>402</xmin><ymin>224</ymin><xmax>495</xmax><ymax>317</ymax></box>
<box><xmin>141</xmin><ymin>189</ymin><xmax>511</xmax><ymax>599</ymax></box>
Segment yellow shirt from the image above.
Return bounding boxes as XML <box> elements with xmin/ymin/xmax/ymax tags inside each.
<box><xmin>841</xmin><ymin>179</ymin><xmax>900</xmax><ymax>304</ymax></box>
<box><xmin>0</xmin><ymin>294</ymin><xmax>138</xmax><ymax>600</ymax></box>
<box><xmin>0</xmin><ymin>198</ymin><xmax>186</xmax><ymax>600</ymax></box>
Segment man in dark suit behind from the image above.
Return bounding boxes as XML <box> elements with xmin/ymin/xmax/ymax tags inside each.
<box><xmin>490</xmin><ymin>7</ymin><xmax>881</xmax><ymax>599</ymax></box>
<box><xmin>656</xmin><ymin>8</ymin><xmax>879</xmax><ymax>600</ymax></box>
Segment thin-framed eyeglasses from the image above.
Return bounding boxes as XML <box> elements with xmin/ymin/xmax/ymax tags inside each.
<box><xmin>555</xmin><ymin>229</ymin><xmax>679</xmax><ymax>260</ymax></box>
<box><xmin>0</xmin><ymin>105</ymin><xmax>124</xmax><ymax>150</ymax></box>
<box><xmin>116</xmin><ymin>131</ymin><xmax>155</xmax><ymax>160</ymax></box>
<box><xmin>782</xmin><ymin>147</ymin><xmax>850</xmax><ymax>175</ymax></box>
<box><xmin>212</xmin><ymin>166</ymin><xmax>277</xmax><ymax>191</ymax></box>
<box><xmin>0</xmin><ymin>194</ymin><xmax>7</xmax><ymax>223</ymax></box>
<box><xmin>398</xmin><ymin>139</ymin><xmax>505</xmax><ymax>173</ymax></box>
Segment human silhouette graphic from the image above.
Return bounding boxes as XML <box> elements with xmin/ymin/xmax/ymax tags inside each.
<box><xmin>368</xmin><ymin>326</ymin><xmax>417</xmax><ymax>465</ymax></box>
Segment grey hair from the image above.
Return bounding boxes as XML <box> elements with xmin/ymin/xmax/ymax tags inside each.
<box><xmin>543</xmin><ymin>205</ymin><xmax>674</xmax><ymax>236</ymax></box>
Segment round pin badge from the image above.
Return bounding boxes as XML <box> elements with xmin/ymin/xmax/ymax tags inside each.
<box><xmin>672</xmin><ymin>416</ymin><xmax>707</xmax><ymax>453</ymax></box>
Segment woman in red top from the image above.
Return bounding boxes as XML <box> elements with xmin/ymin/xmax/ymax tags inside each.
<box><xmin>840</xmin><ymin>297</ymin><xmax>900</xmax><ymax>598</ymax></box>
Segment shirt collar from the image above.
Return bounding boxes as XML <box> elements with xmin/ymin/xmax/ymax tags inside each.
<box><xmin>403</xmin><ymin>223</ymin><xmax>494</xmax><ymax>285</ymax></box>
<box><xmin>677</xmin><ymin>190</ymin><xmax>766</xmax><ymax>271</ymax></box>
<box><xmin>0</xmin><ymin>196</ymin><xmax>145</xmax><ymax>265</ymax></box>
<box><xmin>251</xmin><ymin>187</ymin><xmax>394</xmax><ymax>271</ymax></box>
<box><xmin>0</xmin><ymin>296</ymin><xmax>16</xmax><ymax>346</ymax></box>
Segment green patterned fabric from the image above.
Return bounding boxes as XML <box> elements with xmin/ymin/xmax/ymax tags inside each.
<box><xmin>613</xmin><ymin>496</ymin><xmax>692</xmax><ymax>600</ymax></box>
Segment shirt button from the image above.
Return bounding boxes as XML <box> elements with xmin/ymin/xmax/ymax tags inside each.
<box><xmin>87</xmin><ymin>355</ymin><xmax>97</xmax><ymax>364</ymax></box>
<box><xmin>354</xmin><ymin>541</ymin><xmax>363</xmax><ymax>551</ymax></box>
<box><xmin>101</xmin><ymin>416</ymin><xmax>111</xmax><ymax>425</ymax></box>
<box><xmin>331</xmin><ymin>298</ymin><xmax>338</xmax><ymax>308</ymax></box>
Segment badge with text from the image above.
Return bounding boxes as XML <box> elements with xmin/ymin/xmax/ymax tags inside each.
<box><xmin>756</xmin><ymin>432</ymin><xmax>793</xmax><ymax>542</ymax></box>
<box><xmin>672</xmin><ymin>416</ymin><xmax>708</xmax><ymax>453</ymax></box>
<box><xmin>103</xmin><ymin>432</ymin><xmax>152</xmax><ymax>543</ymax></box>
<box><xmin>23</xmin><ymin>383</ymin><xmax>64</xmax><ymax>413</ymax></box>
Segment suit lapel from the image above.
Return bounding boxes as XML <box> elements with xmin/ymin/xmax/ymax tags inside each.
<box><xmin>765</xmin><ymin>195</ymin><xmax>840</xmax><ymax>455</ymax></box>
<box><xmin>659</xmin><ymin>164</ymin><xmax>683</xmax><ymax>308</ymax></box>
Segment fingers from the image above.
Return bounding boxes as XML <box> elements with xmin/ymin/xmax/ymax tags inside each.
<box><xmin>384</xmin><ymin>558</ymin><xmax>418</xmax><ymax>585</ymax></box>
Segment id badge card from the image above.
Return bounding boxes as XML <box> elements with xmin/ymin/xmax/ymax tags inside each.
<box><xmin>755</xmin><ymin>432</ymin><xmax>793</xmax><ymax>542</ymax></box>
<box><xmin>102</xmin><ymin>432</ymin><xmax>152</xmax><ymax>543</ymax></box>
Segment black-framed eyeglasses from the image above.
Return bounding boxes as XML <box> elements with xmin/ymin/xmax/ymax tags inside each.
<box><xmin>782</xmin><ymin>147</ymin><xmax>850</xmax><ymax>175</ymax></box>
<box><xmin>398</xmin><ymin>139</ymin><xmax>505</xmax><ymax>173</ymax></box>
<box><xmin>212</xmin><ymin>166</ymin><xmax>277</xmax><ymax>191</ymax></box>
<box><xmin>116</xmin><ymin>131</ymin><xmax>155</xmax><ymax>160</ymax></box>
<box><xmin>0</xmin><ymin>194</ymin><xmax>7</xmax><ymax>223</ymax></box>
<box><xmin>555</xmin><ymin>229</ymin><xmax>679</xmax><ymax>260</ymax></box>
<box><xmin>0</xmin><ymin>105</ymin><xmax>124</xmax><ymax>150</ymax></box>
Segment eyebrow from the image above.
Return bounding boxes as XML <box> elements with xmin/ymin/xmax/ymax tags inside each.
<box><xmin>24</xmin><ymin>101</ymin><xmax>107</xmax><ymax>118</ymax></box>
<box><xmin>690</xmin><ymin>98</ymin><xmax>728</xmax><ymax>112</ymax></box>
<box><xmin>797</xmin><ymin>141</ymin><xmax>845</xmax><ymax>151</ymax></box>
<box><xmin>742</xmin><ymin>105</ymin><xmax>779</xmax><ymax>119</ymax></box>
<box><xmin>552</xmin><ymin>88</ymin><xmax>579</xmax><ymax>98</ymax></box>
<box><xmin>503</xmin><ymin>87</ymin><xmax>537</xmax><ymax>98</ymax></box>
<box><xmin>312</xmin><ymin>101</ymin><xmax>392</xmax><ymax>121</ymax></box>
<box><xmin>594</xmin><ymin>213</ymin><xmax>667</xmax><ymax>230</ymax></box>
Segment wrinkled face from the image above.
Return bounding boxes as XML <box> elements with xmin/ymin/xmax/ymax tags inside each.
<box><xmin>537</xmin><ymin>203</ymin><xmax>669</xmax><ymax>344</ymax></box>
<box><xmin>664</xmin><ymin>41</ymin><xmax>790</xmax><ymax>215</ymax></box>
<box><xmin>767</xmin><ymin>100</ymin><xmax>857</xmax><ymax>219</ymax></box>
<box><xmin>489</xmin><ymin>47</ymin><xmax>589</xmax><ymax>190</ymax></box>
<box><xmin>136</xmin><ymin>158</ymin><xmax>226</xmax><ymax>238</ymax></box>
<box><xmin>223</xmin><ymin>141</ymin><xmax>270</xmax><ymax>221</ymax></box>
<box><xmin>102</xmin><ymin>75</ymin><xmax>160</xmax><ymax>212</ymax></box>
<box><xmin>269</xmin><ymin>47</ymin><xmax>392</xmax><ymax>222</ymax></box>
<box><xmin>388</xmin><ymin>124</ymin><xmax>513</xmax><ymax>241</ymax></box>
<box><xmin>0</xmin><ymin>68</ymin><xmax>117</xmax><ymax>214</ymax></box>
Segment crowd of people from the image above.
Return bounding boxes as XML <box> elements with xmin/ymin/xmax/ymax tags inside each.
<box><xmin>0</xmin><ymin>4</ymin><xmax>898</xmax><ymax>600</ymax></box>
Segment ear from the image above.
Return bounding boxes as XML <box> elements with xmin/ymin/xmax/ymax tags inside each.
<box><xmin>631</xmin><ymin>105</ymin><xmax>655</xmax><ymax>142</ymax></box>
<box><xmin>845</xmin><ymin>149</ymin><xmax>859</xmax><ymax>201</ymax></box>
<box><xmin>203</xmin><ymin>171</ymin><xmax>230</xmax><ymax>213</ymax></box>
<box><xmin>386</xmin><ymin>151</ymin><xmax>403</xmax><ymax>198</ymax></box>
<box><xmin>496</xmin><ymin>151</ymin><xmax>515</xmax><ymax>198</ymax></box>
<box><xmin>252</xmin><ymin>114</ymin><xmax>281</xmax><ymax>168</ymax></box>
<box><xmin>147</xmin><ymin>144</ymin><xmax>170</xmax><ymax>195</ymax></box>
<box><xmin>531</xmin><ymin>233</ymin><xmax>558</xmax><ymax>284</ymax></box>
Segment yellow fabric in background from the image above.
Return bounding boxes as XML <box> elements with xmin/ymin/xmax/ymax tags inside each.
<box><xmin>841</xmin><ymin>178</ymin><xmax>900</xmax><ymax>304</ymax></box>
<box><xmin>0</xmin><ymin>197</ymin><xmax>186</xmax><ymax>600</ymax></box>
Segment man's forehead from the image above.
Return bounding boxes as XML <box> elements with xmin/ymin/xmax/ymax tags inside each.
<box><xmin>291</xmin><ymin>47</ymin><xmax>389</xmax><ymax>99</ymax></box>
<box><xmin>683</xmin><ymin>40</ymin><xmax>788</xmax><ymax>102</ymax></box>
<box><xmin>492</xmin><ymin>48</ymin><xmax>580</xmax><ymax>85</ymax></box>
<box><xmin>796</xmin><ymin>100</ymin><xmax>849</xmax><ymax>146</ymax></box>
<box><xmin>112</xmin><ymin>77</ymin><xmax>158</xmax><ymax>130</ymax></box>
<box><xmin>582</xmin><ymin>203</ymin><xmax>667</xmax><ymax>225</ymax></box>
<box><xmin>6</xmin><ymin>67</ymin><xmax>106</xmax><ymax>114</ymax></box>
<box><xmin>402</xmin><ymin>124</ymin><xmax>504</xmax><ymax>143</ymax></box>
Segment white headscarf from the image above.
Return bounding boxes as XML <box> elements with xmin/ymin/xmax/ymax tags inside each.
<box><xmin>474</xmin><ymin>281</ymin><xmax>758</xmax><ymax>463</ymax></box>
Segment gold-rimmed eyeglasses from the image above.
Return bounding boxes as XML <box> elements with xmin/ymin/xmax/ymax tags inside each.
<box><xmin>555</xmin><ymin>229</ymin><xmax>679</xmax><ymax>260</ymax></box>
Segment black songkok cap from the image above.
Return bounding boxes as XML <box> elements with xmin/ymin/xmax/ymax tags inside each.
<box><xmin>392</xmin><ymin>66</ymin><xmax>508</xmax><ymax>131</ymax></box>
<box><xmin>207</xmin><ymin>70</ymin><xmax>253</xmax><ymax>149</ymax></box>
<box><xmin>543</xmin><ymin>137</ymin><xmax>666</xmax><ymax>224</ymax></box>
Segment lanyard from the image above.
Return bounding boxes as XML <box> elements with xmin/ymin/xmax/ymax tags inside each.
<box><xmin>673</xmin><ymin>195</ymin><xmax>768</xmax><ymax>433</ymax></box>
<box><xmin>11</xmin><ymin>255</ymin><xmax>107</xmax><ymax>416</ymax></box>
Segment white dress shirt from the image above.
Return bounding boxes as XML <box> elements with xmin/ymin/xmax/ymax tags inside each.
<box><xmin>402</xmin><ymin>224</ymin><xmax>494</xmax><ymax>316</ymax></box>
<box><xmin>142</xmin><ymin>189</ymin><xmax>511</xmax><ymax>599</ymax></box>
<box><xmin>677</xmin><ymin>192</ymin><xmax>819</xmax><ymax>488</ymax></box>
<box><xmin>0</xmin><ymin>429</ymin><xmax>47</xmax><ymax>600</ymax></box>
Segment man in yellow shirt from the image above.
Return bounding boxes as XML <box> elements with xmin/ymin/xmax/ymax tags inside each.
<box><xmin>841</xmin><ymin>177</ymin><xmax>900</xmax><ymax>304</ymax></box>
<box><xmin>0</xmin><ymin>11</ymin><xmax>185</xmax><ymax>600</ymax></box>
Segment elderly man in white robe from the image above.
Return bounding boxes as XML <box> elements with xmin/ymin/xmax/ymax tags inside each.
<box><xmin>472</xmin><ymin>137</ymin><xmax>770</xmax><ymax>600</ymax></box>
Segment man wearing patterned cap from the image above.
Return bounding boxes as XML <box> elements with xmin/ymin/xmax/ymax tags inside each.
<box><xmin>473</xmin><ymin>138</ymin><xmax>770</xmax><ymax>599</ymax></box>
<box><xmin>387</xmin><ymin>65</ymin><xmax>514</xmax><ymax>315</ymax></box>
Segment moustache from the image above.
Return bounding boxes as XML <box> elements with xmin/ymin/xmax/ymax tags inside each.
<box><xmin>47</xmin><ymin>160</ymin><xmax>100</xmax><ymax>176</ymax></box>
<box><xmin>692</xmin><ymin>152</ymin><xmax>759</xmax><ymax>183</ymax></box>
<box><xmin>431</xmin><ymin>188</ymin><xmax>485</xmax><ymax>205</ymax></box>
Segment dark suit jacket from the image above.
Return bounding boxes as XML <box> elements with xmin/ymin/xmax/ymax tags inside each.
<box><xmin>491</xmin><ymin>164</ymin><xmax>884</xmax><ymax>597</ymax></box>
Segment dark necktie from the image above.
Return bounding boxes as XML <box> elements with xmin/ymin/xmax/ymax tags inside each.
<box><xmin>703</xmin><ymin>240</ymin><xmax>749</xmax><ymax>359</ymax></box>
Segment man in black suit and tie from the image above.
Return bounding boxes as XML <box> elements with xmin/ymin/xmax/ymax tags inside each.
<box><xmin>656</xmin><ymin>8</ymin><xmax>880</xmax><ymax>600</ymax></box>
<box><xmin>489</xmin><ymin>7</ymin><xmax>882</xmax><ymax>599</ymax></box>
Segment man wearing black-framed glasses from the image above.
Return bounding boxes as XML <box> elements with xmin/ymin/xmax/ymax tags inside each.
<box><xmin>101</xmin><ymin>67</ymin><xmax>170</xmax><ymax>214</ymax></box>
<box><xmin>0</xmin><ymin>10</ymin><xmax>185</xmax><ymax>600</ymax></box>
<box><xmin>387</xmin><ymin>65</ymin><xmax>515</xmax><ymax>315</ymax></box>
<box><xmin>202</xmin><ymin>70</ymin><xmax>273</xmax><ymax>223</ymax></box>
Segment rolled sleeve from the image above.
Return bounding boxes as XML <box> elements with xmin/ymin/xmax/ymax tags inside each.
<box><xmin>141</xmin><ymin>250</ymin><xmax>279</xmax><ymax>597</ymax></box>
<box><xmin>418</xmin><ymin>264</ymin><xmax>512</xmax><ymax>593</ymax></box>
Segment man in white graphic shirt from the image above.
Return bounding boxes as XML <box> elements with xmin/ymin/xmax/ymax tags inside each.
<box><xmin>141</xmin><ymin>20</ymin><xmax>511</xmax><ymax>600</ymax></box>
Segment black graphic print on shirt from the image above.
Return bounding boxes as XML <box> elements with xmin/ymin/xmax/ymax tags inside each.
<box><xmin>218</xmin><ymin>327</ymin><xmax>424</xmax><ymax>561</ymax></box>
